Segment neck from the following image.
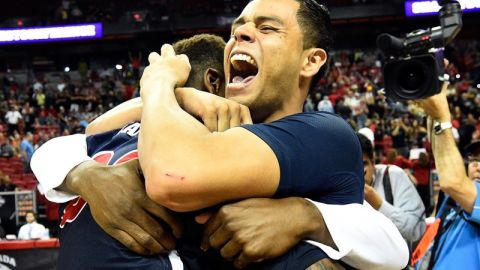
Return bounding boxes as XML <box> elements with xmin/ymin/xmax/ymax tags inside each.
<box><xmin>261</xmin><ymin>87</ymin><xmax>306</xmax><ymax>123</ymax></box>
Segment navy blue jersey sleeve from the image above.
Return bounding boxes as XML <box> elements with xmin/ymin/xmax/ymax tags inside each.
<box><xmin>242</xmin><ymin>112</ymin><xmax>364</xmax><ymax>204</ymax></box>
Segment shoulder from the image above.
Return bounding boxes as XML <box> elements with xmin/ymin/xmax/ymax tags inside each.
<box><xmin>244</xmin><ymin>112</ymin><xmax>354</xmax><ymax>140</ymax></box>
<box><xmin>387</xmin><ymin>165</ymin><xmax>405</xmax><ymax>175</ymax></box>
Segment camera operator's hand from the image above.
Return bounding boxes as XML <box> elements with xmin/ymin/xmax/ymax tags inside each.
<box><xmin>417</xmin><ymin>82</ymin><xmax>451</xmax><ymax>123</ymax></box>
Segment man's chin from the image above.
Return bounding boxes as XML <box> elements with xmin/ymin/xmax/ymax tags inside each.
<box><xmin>226</xmin><ymin>94</ymin><xmax>252</xmax><ymax>107</ymax></box>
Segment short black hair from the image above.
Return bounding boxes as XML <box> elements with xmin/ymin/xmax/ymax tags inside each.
<box><xmin>357</xmin><ymin>133</ymin><xmax>374</xmax><ymax>161</ymax></box>
<box><xmin>294</xmin><ymin>0</ymin><xmax>333</xmax><ymax>90</ymax></box>
<box><xmin>173</xmin><ymin>34</ymin><xmax>226</xmax><ymax>90</ymax></box>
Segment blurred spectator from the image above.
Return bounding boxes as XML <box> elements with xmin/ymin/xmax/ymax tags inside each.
<box><xmin>129</xmin><ymin>52</ymin><xmax>142</xmax><ymax>80</ymax></box>
<box><xmin>0</xmin><ymin>171</ymin><xmax>16</xmax><ymax>191</ymax></box>
<box><xmin>4</xmin><ymin>105</ymin><xmax>22</xmax><ymax>136</ymax></box>
<box><xmin>21</xmin><ymin>103</ymin><xmax>35</xmax><ymax>133</ymax></box>
<box><xmin>69</xmin><ymin>118</ymin><xmax>84</xmax><ymax>134</ymax></box>
<box><xmin>391</xmin><ymin>118</ymin><xmax>410</xmax><ymax>158</ymax></box>
<box><xmin>17</xmin><ymin>211</ymin><xmax>48</xmax><ymax>240</ymax></box>
<box><xmin>317</xmin><ymin>95</ymin><xmax>334</xmax><ymax>113</ymax></box>
<box><xmin>303</xmin><ymin>95</ymin><xmax>315</xmax><ymax>112</ymax></box>
<box><xmin>382</xmin><ymin>148</ymin><xmax>412</xmax><ymax>169</ymax></box>
<box><xmin>34</xmin><ymin>89</ymin><xmax>46</xmax><ymax>108</ymax></box>
<box><xmin>409</xmin><ymin>119</ymin><xmax>427</xmax><ymax>148</ymax></box>
<box><xmin>0</xmin><ymin>137</ymin><xmax>16</xmax><ymax>158</ymax></box>
<box><xmin>20</xmin><ymin>133</ymin><xmax>34</xmax><ymax>172</ymax></box>
<box><xmin>411</xmin><ymin>152</ymin><xmax>433</xmax><ymax>215</ymax></box>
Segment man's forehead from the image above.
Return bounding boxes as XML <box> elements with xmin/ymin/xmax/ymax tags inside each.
<box><xmin>236</xmin><ymin>0</ymin><xmax>299</xmax><ymax>24</ymax></box>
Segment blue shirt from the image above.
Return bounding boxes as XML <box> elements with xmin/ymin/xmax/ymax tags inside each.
<box><xmin>433</xmin><ymin>181</ymin><xmax>480</xmax><ymax>270</ymax></box>
<box><xmin>20</xmin><ymin>139</ymin><xmax>34</xmax><ymax>161</ymax></box>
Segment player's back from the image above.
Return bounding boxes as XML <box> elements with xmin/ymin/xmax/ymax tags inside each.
<box><xmin>57</xmin><ymin>123</ymin><xmax>172</xmax><ymax>269</ymax></box>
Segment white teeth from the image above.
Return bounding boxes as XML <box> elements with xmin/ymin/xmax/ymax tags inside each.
<box><xmin>230</xmin><ymin>53</ymin><xmax>257</xmax><ymax>68</ymax></box>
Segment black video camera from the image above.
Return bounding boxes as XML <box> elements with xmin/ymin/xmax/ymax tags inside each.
<box><xmin>377</xmin><ymin>0</ymin><xmax>462</xmax><ymax>101</ymax></box>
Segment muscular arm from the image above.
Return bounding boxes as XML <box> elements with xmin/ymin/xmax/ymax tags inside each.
<box><xmin>84</xmin><ymin>88</ymin><xmax>203</xmax><ymax>136</ymax></box>
<box><xmin>203</xmin><ymin>198</ymin><xmax>409</xmax><ymax>270</ymax></box>
<box><xmin>139</xmin><ymin>49</ymin><xmax>279</xmax><ymax>212</ymax></box>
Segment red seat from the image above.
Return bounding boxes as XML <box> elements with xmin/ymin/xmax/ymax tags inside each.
<box><xmin>23</xmin><ymin>174</ymin><xmax>37</xmax><ymax>182</ymax></box>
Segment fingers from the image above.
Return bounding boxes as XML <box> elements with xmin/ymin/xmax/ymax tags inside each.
<box><xmin>178</xmin><ymin>54</ymin><xmax>189</xmax><ymax>63</ymax></box>
<box><xmin>195</xmin><ymin>211</ymin><xmax>214</xmax><ymax>224</ymax></box>
<box><xmin>201</xmin><ymin>213</ymin><xmax>223</xmax><ymax>250</ymax></box>
<box><xmin>229</xmin><ymin>105</ymin><xmax>242</xmax><ymax>128</ymax></box>
<box><xmin>234</xmin><ymin>252</ymin><xmax>263</xmax><ymax>269</ymax></box>
<box><xmin>208</xmin><ymin>225</ymin><xmax>231</xmax><ymax>250</ymax></box>
<box><xmin>217</xmin><ymin>104</ymin><xmax>231</xmax><ymax>132</ymax></box>
<box><xmin>148</xmin><ymin>52</ymin><xmax>161</xmax><ymax>64</ymax></box>
<box><xmin>110</xmin><ymin>229</ymin><xmax>151</xmax><ymax>256</ymax></box>
<box><xmin>240</xmin><ymin>106</ymin><xmax>252</xmax><ymax>125</ymax></box>
<box><xmin>108</xmin><ymin>219</ymin><xmax>167</xmax><ymax>255</ymax></box>
<box><xmin>160</xmin><ymin>44</ymin><xmax>175</xmax><ymax>57</ymax></box>
<box><xmin>128</xmin><ymin>207</ymin><xmax>177</xmax><ymax>251</ymax></box>
<box><xmin>211</xmin><ymin>103</ymin><xmax>250</xmax><ymax>132</ymax></box>
<box><xmin>220</xmin><ymin>240</ymin><xmax>242</xmax><ymax>261</ymax></box>
<box><xmin>203</xmin><ymin>112</ymin><xmax>218</xmax><ymax>132</ymax></box>
<box><xmin>142</xmin><ymin>198</ymin><xmax>183</xmax><ymax>238</ymax></box>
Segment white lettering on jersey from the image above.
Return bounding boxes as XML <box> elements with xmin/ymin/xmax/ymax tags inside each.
<box><xmin>119</xmin><ymin>122</ymin><xmax>141</xmax><ymax>137</ymax></box>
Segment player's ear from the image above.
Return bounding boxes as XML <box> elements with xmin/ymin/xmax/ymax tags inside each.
<box><xmin>300</xmin><ymin>48</ymin><xmax>327</xmax><ymax>78</ymax></box>
<box><xmin>203</xmin><ymin>68</ymin><xmax>222</xmax><ymax>95</ymax></box>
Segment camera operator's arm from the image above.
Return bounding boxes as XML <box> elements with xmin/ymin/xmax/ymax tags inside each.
<box><xmin>418</xmin><ymin>90</ymin><xmax>477</xmax><ymax>214</ymax></box>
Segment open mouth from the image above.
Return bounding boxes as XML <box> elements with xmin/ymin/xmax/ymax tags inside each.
<box><xmin>229</xmin><ymin>53</ymin><xmax>259</xmax><ymax>85</ymax></box>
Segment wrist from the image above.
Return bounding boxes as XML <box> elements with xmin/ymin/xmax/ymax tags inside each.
<box><xmin>433</xmin><ymin>121</ymin><xmax>452</xmax><ymax>135</ymax></box>
<box><xmin>174</xmin><ymin>87</ymin><xmax>189</xmax><ymax>109</ymax></box>
<box><xmin>141</xmin><ymin>76</ymin><xmax>177</xmax><ymax>99</ymax></box>
<box><xmin>64</xmin><ymin>160</ymin><xmax>102</xmax><ymax>197</ymax></box>
<box><xmin>294</xmin><ymin>198</ymin><xmax>338</xmax><ymax>250</ymax></box>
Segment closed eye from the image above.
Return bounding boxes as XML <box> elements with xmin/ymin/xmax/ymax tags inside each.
<box><xmin>258</xmin><ymin>25</ymin><xmax>278</xmax><ymax>33</ymax></box>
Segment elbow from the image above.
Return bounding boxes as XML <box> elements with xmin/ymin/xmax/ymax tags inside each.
<box><xmin>85</xmin><ymin>122</ymin><xmax>97</xmax><ymax>136</ymax></box>
<box><xmin>143</xmin><ymin>169</ymin><xmax>194</xmax><ymax>212</ymax></box>
<box><xmin>439</xmin><ymin>178</ymin><xmax>464</xmax><ymax>195</ymax></box>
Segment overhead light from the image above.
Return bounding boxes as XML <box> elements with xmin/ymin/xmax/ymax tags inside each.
<box><xmin>132</xmin><ymin>11</ymin><xmax>145</xmax><ymax>22</ymax></box>
<box><xmin>115</xmin><ymin>64</ymin><xmax>123</xmax><ymax>70</ymax></box>
<box><xmin>64</xmin><ymin>66</ymin><xmax>70</xmax><ymax>72</ymax></box>
<box><xmin>455</xmin><ymin>74</ymin><xmax>460</xmax><ymax>79</ymax></box>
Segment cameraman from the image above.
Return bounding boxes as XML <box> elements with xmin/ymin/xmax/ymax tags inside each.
<box><xmin>416</xmin><ymin>81</ymin><xmax>480</xmax><ymax>269</ymax></box>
